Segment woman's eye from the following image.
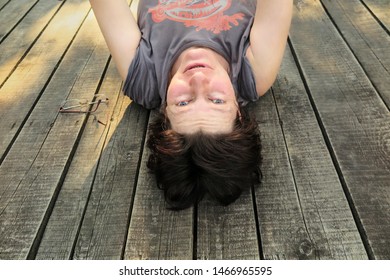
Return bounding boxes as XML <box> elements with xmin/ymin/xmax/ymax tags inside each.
<box><xmin>212</xmin><ymin>99</ymin><xmax>225</xmax><ymax>104</ymax></box>
<box><xmin>177</xmin><ymin>101</ymin><xmax>189</xmax><ymax>106</ymax></box>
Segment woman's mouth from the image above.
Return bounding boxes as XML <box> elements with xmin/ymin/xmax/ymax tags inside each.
<box><xmin>185</xmin><ymin>63</ymin><xmax>209</xmax><ymax>73</ymax></box>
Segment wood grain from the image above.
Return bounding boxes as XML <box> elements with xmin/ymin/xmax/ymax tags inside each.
<box><xmin>35</xmin><ymin>60</ymin><xmax>124</xmax><ymax>259</ymax></box>
<box><xmin>0</xmin><ymin>0</ymin><xmax>90</xmax><ymax>161</ymax></box>
<box><xmin>0</xmin><ymin>0</ymin><xmax>10</xmax><ymax>10</ymax></box>
<box><xmin>361</xmin><ymin>0</ymin><xmax>390</xmax><ymax>31</ymax></box>
<box><xmin>0</xmin><ymin>0</ymin><xmax>63</xmax><ymax>85</ymax></box>
<box><xmin>0</xmin><ymin>8</ymin><xmax>110</xmax><ymax>260</ymax></box>
<box><xmin>251</xmin><ymin>91</ymin><xmax>313</xmax><ymax>260</ymax></box>
<box><xmin>321</xmin><ymin>0</ymin><xmax>390</xmax><ymax>107</ymax></box>
<box><xmin>0</xmin><ymin>0</ymin><xmax>38</xmax><ymax>42</ymax></box>
<box><xmin>197</xmin><ymin>191</ymin><xmax>260</xmax><ymax>260</ymax></box>
<box><xmin>27</xmin><ymin>0</ymin><xmax>149</xmax><ymax>261</ymax></box>
<box><xmin>72</xmin><ymin>100</ymin><xmax>148</xmax><ymax>260</ymax></box>
<box><xmin>291</xmin><ymin>0</ymin><xmax>390</xmax><ymax>259</ymax></box>
<box><xmin>0</xmin><ymin>0</ymin><xmax>389</xmax><ymax>260</ymax></box>
<box><xmin>271</xmin><ymin>45</ymin><xmax>367</xmax><ymax>259</ymax></box>
<box><xmin>124</xmin><ymin>111</ymin><xmax>194</xmax><ymax>260</ymax></box>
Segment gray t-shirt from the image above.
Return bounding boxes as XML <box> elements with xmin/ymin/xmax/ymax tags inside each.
<box><xmin>123</xmin><ymin>0</ymin><xmax>259</xmax><ymax>109</ymax></box>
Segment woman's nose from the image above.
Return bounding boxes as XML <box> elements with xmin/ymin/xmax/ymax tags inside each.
<box><xmin>189</xmin><ymin>71</ymin><xmax>209</xmax><ymax>87</ymax></box>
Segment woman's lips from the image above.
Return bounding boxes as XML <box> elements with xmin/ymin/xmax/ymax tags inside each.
<box><xmin>184</xmin><ymin>63</ymin><xmax>210</xmax><ymax>73</ymax></box>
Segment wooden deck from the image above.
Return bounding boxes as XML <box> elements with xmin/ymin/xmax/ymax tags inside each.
<box><xmin>0</xmin><ymin>0</ymin><xmax>389</xmax><ymax>260</ymax></box>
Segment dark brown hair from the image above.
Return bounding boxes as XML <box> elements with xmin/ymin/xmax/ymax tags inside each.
<box><xmin>147</xmin><ymin>107</ymin><xmax>262</xmax><ymax>210</ymax></box>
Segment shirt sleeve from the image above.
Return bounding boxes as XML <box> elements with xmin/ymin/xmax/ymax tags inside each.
<box><xmin>236</xmin><ymin>54</ymin><xmax>260</xmax><ymax>105</ymax></box>
<box><xmin>122</xmin><ymin>42</ymin><xmax>161</xmax><ymax>109</ymax></box>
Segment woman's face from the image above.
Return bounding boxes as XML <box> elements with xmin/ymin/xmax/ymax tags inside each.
<box><xmin>166</xmin><ymin>47</ymin><xmax>239</xmax><ymax>135</ymax></box>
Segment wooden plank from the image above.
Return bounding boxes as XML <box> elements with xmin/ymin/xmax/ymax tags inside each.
<box><xmin>0</xmin><ymin>0</ymin><xmax>63</xmax><ymax>85</ymax></box>
<box><xmin>0</xmin><ymin>0</ymin><xmax>38</xmax><ymax>42</ymax></box>
<box><xmin>40</xmin><ymin>0</ymin><xmax>150</xmax><ymax>261</ymax></box>
<box><xmin>123</xmin><ymin>112</ymin><xmax>194</xmax><ymax>260</ymax></box>
<box><xmin>71</xmin><ymin>101</ymin><xmax>148</xmax><ymax>260</ymax></box>
<box><xmin>73</xmin><ymin>0</ymin><xmax>186</xmax><ymax>260</ymax></box>
<box><xmin>197</xmin><ymin>192</ymin><xmax>260</xmax><ymax>260</ymax></box>
<box><xmin>0</xmin><ymin>0</ymin><xmax>91</xmax><ymax>162</ymax></box>
<box><xmin>0</xmin><ymin>8</ymin><xmax>111</xmax><ymax>259</ymax></box>
<box><xmin>321</xmin><ymin>0</ymin><xmax>390</xmax><ymax>108</ymax></box>
<box><xmin>361</xmin><ymin>0</ymin><xmax>390</xmax><ymax>32</ymax></box>
<box><xmin>252</xmin><ymin>74</ymin><xmax>365</xmax><ymax>260</ymax></box>
<box><xmin>35</xmin><ymin>60</ymin><xmax>124</xmax><ymax>259</ymax></box>
<box><xmin>35</xmin><ymin>0</ymin><xmax>134</xmax><ymax>261</ymax></box>
<box><xmin>290</xmin><ymin>0</ymin><xmax>390</xmax><ymax>259</ymax></box>
<box><xmin>271</xmin><ymin>45</ymin><xmax>367</xmax><ymax>259</ymax></box>
<box><xmin>251</xmin><ymin>92</ymin><xmax>313</xmax><ymax>260</ymax></box>
<box><xmin>0</xmin><ymin>0</ymin><xmax>10</xmax><ymax>10</ymax></box>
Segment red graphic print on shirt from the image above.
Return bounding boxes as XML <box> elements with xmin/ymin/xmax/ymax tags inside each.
<box><xmin>148</xmin><ymin>0</ymin><xmax>244</xmax><ymax>34</ymax></box>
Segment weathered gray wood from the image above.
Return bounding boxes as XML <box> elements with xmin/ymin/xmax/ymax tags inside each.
<box><xmin>35</xmin><ymin>0</ymin><xmax>135</xmax><ymax>261</ymax></box>
<box><xmin>251</xmin><ymin>92</ymin><xmax>313</xmax><ymax>260</ymax></box>
<box><xmin>35</xmin><ymin>61</ymin><xmax>124</xmax><ymax>259</ymax></box>
<box><xmin>197</xmin><ymin>192</ymin><xmax>260</xmax><ymax>260</ymax></box>
<box><xmin>124</xmin><ymin>111</ymin><xmax>194</xmax><ymax>260</ymax></box>
<box><xmin>0</xmin><ymin>0</ymin><xmax>63</xmax><ymax>85</ymax></box>
<box><xmin>361</xmin><ymin>0</ymin><xmax>390</xmax><ymax>32</ymax></box>
<box><xmin>0</xmin><ymin>0</ymin><xmax>388</xmax><ymax>261</ymax></box>
<box><xmin>0</xmin><ymin>0</ymin><xmax>90</xmax><ymax>162</ymax></box>
<box><xmin>0</xmin><ymin>0</ymin><xmax>38</xmax><ymax>42</ymax></box>
<box><xmin>321</xmin><ymin>0</ymin><xmax>390</xmax><ymax>108</ymax></box>
<box><xmin>0</xmin><ymin>0</ymin><xmax>10</xmax><ymax>10</ymax></box>
<box><xmin>71</xmin><ymin>100</ymin><xmax>148</xmax><ymax>260</ymax></box>
<box><xmin>0</xmin><ymin>9</ymin><xmax>110</xmax><ymax>260</ymax></box>
<box><xmin>291</xmin><ymin>0</ymin><xmax>390</xmax><ymax>259</ymax></box>
<box><xmin>271</xmin><ymin>45</ymin><xmax>367</xmax><ymax>259</ymax></box>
